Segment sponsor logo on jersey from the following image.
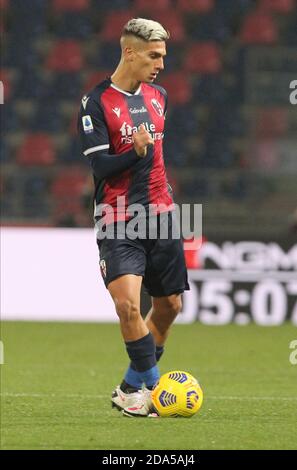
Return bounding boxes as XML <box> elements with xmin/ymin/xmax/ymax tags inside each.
<box><xmin>82</xmin><ymin>115</ymin><xmax>94</xmax><ymax>133</ymax></box>
<box><xmin>112</xmin><ymin>107</ymin><xmax>121</xmax><ymax>117</ymax></box>
<box><xmin>119</xmin><ymin>121</ymin><xmax>163</xmax><ymax>144</ymax></box>
<box><xmin>151</xmin><ymin>98</ymin><xmax>163</xmax><ymax>116</ymax></box>
<box><xmin>81</xmin><ymin>95</ymin><xmax>90</xmax><ymax>110</ymax></box>
<box><xmin>129</xmin><ymin>106</ymin><xmax>147</xmax><ymax>114</ymax></box>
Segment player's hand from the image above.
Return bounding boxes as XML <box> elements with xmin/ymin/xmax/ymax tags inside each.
<box><xmin>133</xmin><ymin>123</ymin><xmax>154</xmax><ymax>158</ymax></box>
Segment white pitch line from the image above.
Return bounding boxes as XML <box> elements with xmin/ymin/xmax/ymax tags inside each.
<box><xmin>0</xmin><ymin>393</ymin><xmax>108</xmax><ymax>398</ymax></box>
<box><xmin>1</xmin><ymin>393</ymin><xmax>297</xmax><ymax>401</ymax></box>
<box><xmin>208</xmin><ymin>396</ymin><xmax>297</xmax><ymax>401</ymax></box>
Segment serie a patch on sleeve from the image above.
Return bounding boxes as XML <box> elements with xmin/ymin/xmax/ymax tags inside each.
<box><xmin>82</xmin><ymin>115</ymin><xmax>94</xmax><ymax>134</ymax></box>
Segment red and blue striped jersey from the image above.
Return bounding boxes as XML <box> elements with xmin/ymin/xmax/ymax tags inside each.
<box><xmin>78</xmin><ymin>78</ymin><xmax>173</xmax><ymax>223</ymax></box>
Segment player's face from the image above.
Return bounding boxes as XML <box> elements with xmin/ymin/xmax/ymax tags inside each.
<box><xmin>133</xmin><ymin>41</ymin><xmax>166</xmax><ymax>83</ymax></box>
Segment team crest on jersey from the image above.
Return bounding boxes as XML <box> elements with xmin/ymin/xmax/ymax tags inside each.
<box><xmin>151</xmin><ymin>98</ymin><xmax>163</xmax><ymax>117</ymax></box>
<box><xmin>100</xmin><ymin>259</ymin><xmax>107</xmax><ymax>278</ymax></box>
<box><xmin>82</xmin><ymin>115</ymin><xmax>94</xmax><ymax>134</ymax></box>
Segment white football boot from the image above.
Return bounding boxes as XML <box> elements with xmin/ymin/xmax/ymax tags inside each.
<box><xmin>111</xmin><ymin>385</ymin><xmax>143</xmax><ymax>412</ymax></box>
<box><xmin>122</xmin><ymin>388</ymin><xmax>159</xmax><ymax>417</ymax></box>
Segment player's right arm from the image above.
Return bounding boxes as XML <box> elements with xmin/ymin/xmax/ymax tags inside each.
<box><xmin>78</xmin><ymin>97</ymin><xmax>153</xmax><ymax>180</ymax></box>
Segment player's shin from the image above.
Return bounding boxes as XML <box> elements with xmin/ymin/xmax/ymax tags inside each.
<box><xmin>125</xmin><ymin>332</ymin><xmax>160</xmax><ymax>389</ymax></box>
<box><xmin>121</xmin><ymin>344</ymin><xmax>165</xmax><ymax>392</ymax></box>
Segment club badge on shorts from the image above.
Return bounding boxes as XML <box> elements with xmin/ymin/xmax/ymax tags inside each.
<box><xmin>100</xmin><ymin>259</ymin><xmax>107</xmax><ymax>278</ymax></box>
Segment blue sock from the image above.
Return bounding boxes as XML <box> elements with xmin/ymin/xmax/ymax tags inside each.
<box><xmin>125</xmin><ymin>332</ymin><xmax>160</xmax><ymax>389</ymax></box>
<box><xmin>123</xmin><ymin>367</ymin><xmax>143</xmax><ymax>390</ymax></box>
<box><xmin>124</xmin><ymin>343</ymin><xmax>165</xmax><ymax>390</ymax></box>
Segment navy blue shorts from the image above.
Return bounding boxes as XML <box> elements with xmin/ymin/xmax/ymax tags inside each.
<box><xmin>97</xmin><ymin>211</ymin><xmax>189</xmax><ymax>297</ymax></box>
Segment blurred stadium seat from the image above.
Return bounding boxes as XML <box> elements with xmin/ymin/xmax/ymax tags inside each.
<box><xmin>51</xmin><ymin>168</ymin><xmax>87</xmax><ymax>197</ymax></box>
<box><xmin>255</xmin><ymin>108</ymin><xmax>289</xmax><ymax>138</ymax></box>
<box><xmin>52</xmin><ymin>0</ymin><xmax>90</xmax><ymax>12</ymax></box>
<box><xmin>100</xmin><ymin>11</ymin><xmax>136</xmax><ymax>41</ymax></box>
<box><xmin>30</xmin><ymin>101</ymin><xmax>65</xmax><ymax>133</ymax></box>
<box><xmin>0</xmin><ymin>137</ymin><xmax>9</xmax><ymax>163</ymax></box>
<box><xmin>251</xmin><ymin>140</ymin><xmax>280</xmax><ymax>170</ymax></box>
<box><xmin>46</xmin><ymin>40</ymin><xmax>85</xmax><ymax>71</ymax></box>
<box><xmin>23</xmin><ymin>174</ymin><xmax>50</xmax><ymax>217</ymax></box>
<box><xmin>1</xmin><ymin>104</ymin><xmax>21</xmax><ymax>133</ymax></box>
<box><xmin>92</xmin><ymin>0</ymin><xmax>131</xmax><ymax>9</ymax></box>
<box><xmin>184</xmin><ymin>42</ymin><xmax>221</xmax><ymax>73</ymax></box>
<box><xmin>68</xmin><ymin>112</ymin><xmax>80</xmax><ymax>137</ymax></box>
<box><xmin>51</xmin><ymin>167</ymin><xmax>88</xmax><ymax>225</ymax></box>
<box><xmin>240</xmin><ymin>10</ymin><xmax>278</xmax><ymax>44</ymax></box>
<box><xmin>206</xmin><ymin>107</ymin><xmax>246</xmax><ymax>139</ymax></box>
<box><xmin>185</xmin><ymin>11</ymin><xmax>230</xmax><ymax>41</ymax></box>
<box><xmin>47</xmin><ymin>72</ymin><xmax>83</xmax><ymax>100</ymax></box>
<box><xmin>15</xmin><ymin>69</ymin><xmax>47</xmax><ymax>100</ymax></box>
<box><xmin>283</xmin><ymin>11</ymin><xmax>297</xmax><ymax>44</ymax></box>
<box><xmin>0</xmin><ymin>9</ymin><xmax>6</xmax><ymax>33</ymax></box>
<box><xmin>153</xmin><ymin>12</ymin><xmax>186</xmax><ymax>42</ymax></box>
<box><xmin>93</xmin><ymin>43</ymin><xmax>121</xmax><ymax>68</ymax></box>
<box><xmin>259</xmin><ymin>0</ymin><xmax>295</xmax><ymax>13</ymax></box>
<box><xmin>60</xmin><ymin>136</ymin><xmax>82</xmax><ymax>161</ymax></box>
<box><xmin>1</xmin><ymin>0</ymin><xmax>296</xmax><ymax>233</ymax></box>
<box><xmin>2</xmin><ymin>39</ymin><xmax>40</xmax><ymax>69</ymax></box>
<box><xmin>135</xmin><ymin>0</ymin><xmax>171</xmax><ymax>11</ymax></box>
<box><xmin>193</xmin><ymin>75</ymin><xmax>226</xmax><ymax>103</ymax></box>
<box><xmin>54</xmin><ymin>13</ymin><xmax>93</xmax><ymax>39</ymax></box>
<box><xmin>16</xmin><ymin>134</ymin><xmax>56</xmax><ymax>166</ymax></box>
<box><xmin>10</xmin><ymin>0</ymin><xmax>48</xmax><ymax>39</ymax></box>
<box><xmin>84</xmin><ymin>71</ymin><xmax>112</xmax><ymax>93</ymax></box>
<box><xmin>177</xmin><ymin>0</ymin><xmax>215</xmax><ymax>13</ymax></box>
<box><xmin>167</xmin><ymin>103</ymin><xmax>198</xmax><ymax>134</ymax></box>
<box><xmin>0</xmin><ymin>0</ymin><xmax>8</xmax><ymax>8</ymax></box>
<box><xmin>160</xmin><ymin>72</ymin><xmax>192</xmax><ymax>105</ymax></box>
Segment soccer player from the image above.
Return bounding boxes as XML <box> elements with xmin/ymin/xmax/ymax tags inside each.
<box><xmin>78</xmin><ymin>18</ymin><xmax>189</xmax><ymax>417</ymax></box>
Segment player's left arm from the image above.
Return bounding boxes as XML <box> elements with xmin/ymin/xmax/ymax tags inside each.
<box><xmin>78</xmin><ymin>96</ymin><xmax>141</xmax><ymax>180</ymax></box>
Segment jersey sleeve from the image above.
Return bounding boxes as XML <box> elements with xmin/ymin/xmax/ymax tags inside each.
<box><xmin>78</xmin><ymin>96</ymin><xmax>139</xmax><ymax>180</ymax></box>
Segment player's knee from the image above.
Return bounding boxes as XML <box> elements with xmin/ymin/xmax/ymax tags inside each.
<box><xmin>152</xmin><ymin>297</ymin><xmax>182</xmax><ymax>335</ymax></box>
<box><xmin>114</xmin><ymin>298</ymin><xmax>140</xmax><ymax>324</ymax></box>
<box><xmin>166</xmin><ymin>296</ymin><xmax>182</xmax><ymax>317</ymax></box>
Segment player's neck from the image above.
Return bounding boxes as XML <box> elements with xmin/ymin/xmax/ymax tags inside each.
<box><xmin>111</xmin><ymin>68</ymin><xmax>141</xmax><ymax>94</ymax></box>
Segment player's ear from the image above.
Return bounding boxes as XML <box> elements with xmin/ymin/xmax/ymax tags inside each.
<box><xmin>124</xmin><ymin>46</ymin><xmax>135</xmax><ymax>62</ymax></box>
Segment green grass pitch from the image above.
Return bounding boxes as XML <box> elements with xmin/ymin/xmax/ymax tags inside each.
<box><xmin>1</xmin><ymin>321</ymin><xmax>296</xmax><ymax>450</ymax></box>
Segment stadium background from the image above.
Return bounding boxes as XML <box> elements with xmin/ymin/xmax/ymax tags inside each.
<box><xmin>1</xmin><ymin>0</ymin><xmax>297</xmax><ymax>451</ymax></box>
<box><xmin>1</xmin><ymin>0</ymin><xmax>296</xmax><ymax>324</ymax></box>
<box><xmin>1</xmin><ymin>0</ymin><xmax>296</xmax><ymax>235</ymax></box>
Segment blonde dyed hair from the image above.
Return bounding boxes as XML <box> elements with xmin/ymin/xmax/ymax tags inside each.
<box><xmin>122</xmin><ymin>18</ymin><xmax>170</xmax><ymax>42</ymax></box>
